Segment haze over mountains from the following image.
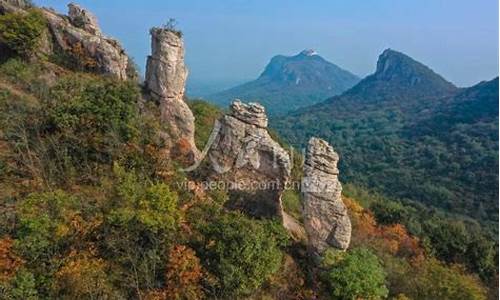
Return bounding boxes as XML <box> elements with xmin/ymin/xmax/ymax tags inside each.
<box><xmin>208</xmin><ymin>50</ymin><xmax>360</xmax><ymax>115</ymax></box>
<box><xmin>274</xmin><ymin>49</ymin><xmax>499</xmax><ymax>225</ymax></box>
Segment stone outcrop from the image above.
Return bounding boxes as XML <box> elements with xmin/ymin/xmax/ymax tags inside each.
<box><xmin>0</xmin><ymin>2</ymin><xmax>129</xmax><ymax>79</ymax></box>
<box><xmin>145</xmin><ymin>27</ymin><xmax>199</xmax><ymax>163</ymax></box>
<box><xmin>67</xmin><ymin>3</ymin><xmax>100</xmax><ymax>35</ymax></box>
<box><xmin>0</xmin><ymin>0</ymin><xmax>30</xmax><ymax>13</ymax></box>
<box><xmin>302</xmin><ymin>137</ymin><xmax>351</xmax><ymax>255</ymax></box>
<box><xmin>41</xmin><ymin>4</ymin><xmax>128</xmax><ymax>80</ymax></box>
<box><xmin>206</xmin><ymin>100</ymin><xmax>291</xmax><ymax>218</ymax></box>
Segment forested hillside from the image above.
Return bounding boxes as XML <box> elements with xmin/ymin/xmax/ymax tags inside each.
<box><xmin>274</xmin><ymin>49</ymin><xmax>499</xmax><ymax>228</ymax></box>
<box><xmin>0</xmin><ymin>3</ymin><xmax>497</xmax><ymax>300</ymax></box>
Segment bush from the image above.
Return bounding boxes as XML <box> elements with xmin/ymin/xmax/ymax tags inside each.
<box><xmin>195</xmin><ymin>212</ymin><xmax>287</xmax><ymax>297</ymax></box>
<box><xmin>35</xmin><ymin>74</ymin><xmax>141</xmax><ymax>183</ymax></box>
<box><xmin>370</xmin><ymin>200</ymin><xmax>408</xmax><ymax>225</ymax></box>
<box><xmin>323</xmin><ymin>247</ymin><xmax>388</xmax><ymax>300</ymax></box>
<box><xmin>188</xmin><ymin>100</ymin><xmax>222</xmax><ymax>149</ymax></box>
<box><xmin>400</xmin><ymin>258</ymin><xmax>487</xmax><ymax>300</ymax></box>
<box><xmin>282</xmin><ymin>189</ymin><xmax>302</xmax><ymax>221</ymax></box>
<box><xmin>102</xmin><ymin>165</ymin><xmax>180</xmax><ymax>296</ymax></box>
<box><xmin>0</xmin><ymin>9</ymin><xmax>46</xmax><ymax>58</ymax></box>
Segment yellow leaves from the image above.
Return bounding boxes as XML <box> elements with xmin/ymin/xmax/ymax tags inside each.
<box><xmin>54</xmin><ymin>223</ymin><xmax>70</xmax><ymax>238</ymax></box>
<box><xmin>54</xmin><ymin>251</ymin><xmax>117</xmax><ymax>299</ymax></box>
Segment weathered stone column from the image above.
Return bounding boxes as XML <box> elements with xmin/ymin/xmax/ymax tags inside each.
<box><xmin>206</xmin><ymin>100</ymin><xmax>291</xmax><ymax>219</ymax></box>
<box><xmin>302</xmin><ymin>137</ymin><xmax>351</xmax><ymax>255</ymax></box>
<box><xmin>145</xmin><ymin>27</ymin><xmax>199</xmax><ymax>162</ymax></box>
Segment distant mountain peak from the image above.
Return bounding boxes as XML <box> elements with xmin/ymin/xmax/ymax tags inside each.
<box><xmin>208</xmin><ymin>50</ymin><xmax>360</xmax><ymax>115</ymax></box>
<box><xmin>374</xmin><ymin>49</ymin><xmax>452</xmax><ymax>85</ymax></box>
<box><xmin>300</xmin><ymin>49</ymin><xmax>318</xmax><ymax>56</ymax></box>
<box><xmin>356</xmin><ymin>48</ymin><xmax>457</xmax><ymax>95</ymax></box>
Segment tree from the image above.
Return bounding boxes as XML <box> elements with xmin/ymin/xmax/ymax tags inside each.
<box><xmin>195</xmin><ymin>212</ymin><xmax>287</xmax><ymax>297</ymax></box>
<box><xmin>403</xmin><ymin>258</ymin><xmax>487</xmax><ymax>300</ymax></box>
<box><xmin>54</xmin><ymin>252</ymin><xmax>121</xmax><ymax>299</ymax></box>
<box><xmin>151</xmin><ymin>245</ymin><xmax>205</xmax><ymax>300</ymax></box>
<box><xmin>102</xmin><ymin>164</ymin><xmax>180</xmax><ymax>297</ymax></box>
<box><xmin>323</xmin><ymin>247</ymin><xmax>388</xmax><ymax>300</ymax></box>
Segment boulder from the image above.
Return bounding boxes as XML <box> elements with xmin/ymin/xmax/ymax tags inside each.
<box><xmin>302</xmin><ymin>137</ymin><xmax>351</xmax><ymax>255</ymax></box>
<box><xmin>206</xmin><ymin>100</ymin><xmax>291</xmax><ymax>218</ymax></box>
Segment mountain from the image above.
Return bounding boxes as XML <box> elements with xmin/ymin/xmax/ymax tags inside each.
<box><xmin>0</xmin><ymin>2</ymin><xmax>497</xmax><ymax>299</ymax></box>
<box><xmin>207</xmin><ymin>49</ymin><xmax>360</xmax><ymax>115</ymax></box>
<box><xmin>274</xmin><ymin>49</ymin><xmax>499</xmax><ymax>225</ymax></box>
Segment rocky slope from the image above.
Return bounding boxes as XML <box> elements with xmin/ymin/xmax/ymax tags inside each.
<box><xmin>208</xmin><ymin>50</ymin><xmax>360</xmax><ymax>115</ymax></box>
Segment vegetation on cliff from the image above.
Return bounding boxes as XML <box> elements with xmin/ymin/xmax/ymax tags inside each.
<box><xmin>0</xmin><ymin>6</ymin><xmax>496</xmax><ymax>300</ymax></box>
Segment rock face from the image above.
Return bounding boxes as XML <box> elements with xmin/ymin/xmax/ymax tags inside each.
<box><xmin>0</xmin><ymin>2</ymin><xmax>129</xmax><ymax>79</ymax></box>
<box><xmin>205</xmin><ymin>100</ymin><xmax>291</xmax><ymax>218</ymax></box>
<box><xmin>67</xmin><ymin>3</ymin><xmax>100</xmax><ymax>35</ymax></box>
<box><xmin>145</xmin><ymin>28</ymin><xmax>199</xmax><ymax>162</ymax></box>
<box><xmin>41</xmin><ymin>4</ymin><xmax>128</xmax><ymax>80</ymax></box>
<box><xmin>0</xmin><ymin>0</ymin><xmax>30</xmax><ymax>13</ymax></box>
<box><xmin>302</xmin><ymin>137</ymin><xmax>351</xmax><ymax>255</ymax></box>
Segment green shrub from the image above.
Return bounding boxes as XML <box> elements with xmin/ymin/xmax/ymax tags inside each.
<box><xmin>0</xmin><ymin>269</ymin><xmax>39</xmax><ymax>300</ymax></box>
<box><xmin>0</xmin><ymin>58</ymin><xmax>47</xmax><ymax>96</ymax></box>
<box><xmin>102</xmin><ymin>165</ymin><xmax>180</xmax><ymax>295</ymax></box>
<box><xmin>40</xmin><ymin>75</ymin><xmax>141</xmax><ymax>182</ymax></box>
<box><xmin>399</xmin><ymin>258</ymin><xmax>487</xmax><ymax>300</ymax></box>
<box><xmin>0</xmin><ymin>9</ymin><xmax>46</xmax><ymax>58</ymax></box>
<box><xmin>188</xmin><ymin>99</ymin><xmax>222</xmax><ymax>149</ymax></box>
<box><xmin>195</xmin><ymin>212</ymin><xmax>287</xmax><ymax>297</ymax></box>
<box><xmin>323</xmin><ymin>247</ymin><xmax>388</xmax><ymax>300</ymax></box>
<box><xmin>282</xmin><ymin>189</ymin><xmax>302</xmax><ymax>221</ymax></box>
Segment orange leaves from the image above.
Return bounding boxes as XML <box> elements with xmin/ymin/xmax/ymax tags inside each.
<box><xmin>54</xmin><ymin>251</ymin><xmax>117</xmax><ymax>299</ymax></box>
<box><xmin>0</xmin><ymin>237</ymin><xmax>23</xmax><ymax>281</ymax></box>
<box><xmin>146</xmin><ymin>245</ymin><xmax>205</xmax><ymax>300</ymax></box>
<box><xmin>344</xmin><ymin>197</ymin><xmax>424</xmax><ymax>259</ymax></box>
<box><xmin>164</xmin><ymin>245</ymin><xmax>204</xmax><ymax>300</ymax></box>
<box><xmin>144</xmin><ymin>245</ymin><xmax>204</xmax><ymax>300</ymax></box>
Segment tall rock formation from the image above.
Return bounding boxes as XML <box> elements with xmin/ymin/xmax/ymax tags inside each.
<box><xmin>302</xmin><ymin>137</ymin><xmax>351</xmax><ymax>255</ymax></box>
<box><xmin>145</xmin><ymin>27</ymin><xmax>199</xmax><ymax>162</ymax></box>
<box><xmin>205</xmin><ymin>100</ymin><xmax>291</xmax><ymax>218</ymax></box>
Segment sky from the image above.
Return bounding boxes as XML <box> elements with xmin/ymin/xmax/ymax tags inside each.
<box><xmin>34</xmin><ymin>0</ymin><xmax>498</xmax><ymax>90</ymax></box>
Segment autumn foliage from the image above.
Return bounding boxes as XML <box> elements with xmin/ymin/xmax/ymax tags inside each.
<box><xmin>145</xmin><ymin>245</ymin><xmax>204</xmax><ymax>300</ymax></box>
<box><xmin>0</xmin><ymin>237</ymin><xmax>23</xmax><ymax>281</ymax></box>
<box><xmin>344</xmin><ymin>196</ymin><xmax>424</xmax><ymax>259</ymax></box>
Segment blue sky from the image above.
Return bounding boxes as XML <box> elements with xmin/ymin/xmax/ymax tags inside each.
<box><xmin>35</xmin><ymin>0</ymin><xmax>498</xmax><ymax>88</ymax></box>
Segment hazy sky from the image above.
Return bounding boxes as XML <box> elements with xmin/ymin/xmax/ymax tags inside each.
<box><xmin>35</xmin><ymin>0</ymin><xmax>498</xmax><ymax>87</ymax></box>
